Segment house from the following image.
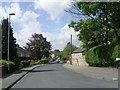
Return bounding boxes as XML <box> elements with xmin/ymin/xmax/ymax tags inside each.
<box><xmin>50</xmin><ymin>51</ymin><xmax>57</xmax><ymax>61</ymax></box>
<box><xmin>71</xmin><ymin>48</ymin><xmax>88</xmax><ymax>66</ymax></box>
<box><xmin>16</xmin><ymin>46</ymin><xmax>30</xmax><ymax>61</ymax></box>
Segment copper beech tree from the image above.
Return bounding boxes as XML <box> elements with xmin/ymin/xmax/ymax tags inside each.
<box><xmin>25</xmin><ymin>33</ymin><xmax>51</xmax><ymax>60</ymax></box>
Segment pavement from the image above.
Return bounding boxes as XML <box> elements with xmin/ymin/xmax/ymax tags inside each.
<box><xmin>1</xmin><ymin>64</ymin><xmax>42</xmax><ymax>90</ymax></box>
<box><xmin>63</xmin><ymin>63</ymin><xmax>118</xmax><ymax>81</ymax></box>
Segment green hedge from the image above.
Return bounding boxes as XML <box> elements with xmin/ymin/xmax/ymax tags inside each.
<box><xmin>20</xmin><ymin>58</ymin><xmax>49</xmax><ymax>69</ymax></box>
<box><xmin>40</xmin><ymin>58</ymin><xmax>49</xmax><ymax>64</ymax></box>
<box><xmin>30</xmin><ymin>60</ymin><xmax>41</xmax><ymax>66</ymax></box>
<box><xmin>0</xmin><ymin>60</ymin><xmax>16</xmax><ymax>73</ymax></box>
<box><xmin>85</xmin><ymin>44</ymin><xmax>120</xmax><ymax>67</ymax></box>
<box><xmin>21</xmin><ymin>60</ymin><xmax>30</xmax><ymax>68</ymax></box>
<box><xmin>112</xmin><ymin>45</ymin><xmax>120</xmax><ymax>61</ymax></box>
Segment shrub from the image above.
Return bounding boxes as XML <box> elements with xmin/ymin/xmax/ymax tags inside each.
<box><xmin>21</xmin><ymin>60</ymin><xmax>30</xmax><ymax>68</ymax></box>
<box><xmin>60</xmin><ymin>52</ymin><xmax>70</xmax><ymax>60</ymax></box>
<box><xmin>112</xmin><ymin>44</ymin><xmax>120</xmax><ymax>60</ymax></box>
<box><xmin>19</xmin><ymin>63</ymin><xmax>24</xmax><ymax>69</ymax></box>
<box><xmin>11</xmin><ymin>57</ymin><xmax>20</xmax><ymax>70</ymax></box>
<box><xmin>0</xmin><ymin>60</ymin><xmax>16</xmax><ymax>73</ymax></box>
<box><xmin>7</xmin><ymin>61</ymin><xmax>16</xmax><ymax>73</ymax></box>
<box><xmin>30</xmin><ymin>60</ymin><xmax>41</xmax><ymax>66</ymax></box>
<box><xmin>0</xmin><ymin>60</ymin><xmax>8</xmax><ymax>73</ymax></box>
<box><xmin>85</xmin><ymin>44</ymin><xmax>116</xmax><ymax>67</ymax></box>
<box><xmin>40</xmin><ymin>57</ymin><xmax>49</xmax><ymax>64</ymax></box>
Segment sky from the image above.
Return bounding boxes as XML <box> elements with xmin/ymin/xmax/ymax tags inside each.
<box><xmin>0</xmin><ymin>0</ymin><xmax>80</xmax><ymax>51</ymax></box>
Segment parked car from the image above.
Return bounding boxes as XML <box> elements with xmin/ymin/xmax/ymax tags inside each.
<box><xmin>55</xmin><ymin>57</ymin><xmax>60</xmax><ymax>63</ymax></box>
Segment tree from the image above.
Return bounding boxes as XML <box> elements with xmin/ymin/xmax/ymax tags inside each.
<box><xmin>0</xmin><ymin>24</ymin><xmax>2</xmax><ymax>59</ymax></box>
<box><xmin>25</xmin><ymin>33</ymin><xmax>51</xmax><ymax>60</ymax></box>
<box><xmin>67</xmin><ymin>2</ymin><xmax>120</xmax><ymax>67</ymax></box>
<box><xmin>61</xmin><ymin>42</ymin><xmax>77</xmax><ymax>60</ymax></box>
<box><xmin>1</xmin><ymin>18</ymin><xmax>19</xmax><ymax>69</ymax></box>
<box><xmin>68</xmin><ymin>2</ymin><xmax>120</xmax><ymax>50</ymax></box>
<box><xmin>54</xmin><ymin>49</ymin><xmax>61</xmax><ymax>58</ymax></box>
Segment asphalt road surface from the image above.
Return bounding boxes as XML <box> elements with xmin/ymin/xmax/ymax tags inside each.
<box><xmin>12</xmin><ymin>64</ymin><xmax>118</xmax><ymax>88</ymax></box>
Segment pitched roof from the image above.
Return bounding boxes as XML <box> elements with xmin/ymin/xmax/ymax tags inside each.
<box><xmin>17</xmin><ymin>46</ymin><xmax>30</xmax><ymax>57</ymax></box>
<box><xmin>73</xmin><ymin>48</ymin><xmax>85</xmax><ymax>53</ymax></box>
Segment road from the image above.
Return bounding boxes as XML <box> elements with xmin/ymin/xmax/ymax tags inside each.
<box><xmin>12</xmin><ymin>64</ymin><xmax>118</xmax><ymax>88</ymax></box>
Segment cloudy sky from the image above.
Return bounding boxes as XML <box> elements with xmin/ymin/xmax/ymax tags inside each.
<box><xmin>0</xmin><ymin>0</ymin><xmax>80</xmax><ymax>51</ymax></box>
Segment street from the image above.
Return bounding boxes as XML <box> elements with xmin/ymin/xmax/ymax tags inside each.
<box><xmin>11</xmin><ymin>64</ymin><xmax>118</xmax><ymax>88</ymax></box>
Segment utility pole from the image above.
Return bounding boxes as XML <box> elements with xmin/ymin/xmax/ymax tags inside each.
<box><xmin>70</xmin><ymin>34</ymin><xmax>72</xmax><ymax>65</ymax></box>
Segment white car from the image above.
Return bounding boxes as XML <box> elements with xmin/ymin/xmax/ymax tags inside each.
<box><xmin>55</xmin><ymin>58</ymin><xmax>60</xmax><ymax>63</ymax></box>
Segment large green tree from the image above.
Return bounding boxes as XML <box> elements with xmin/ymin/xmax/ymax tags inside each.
<box><xmin>67</xmin><ymin>2</ymin><xmax>120</xmax><ymax>67</ymax></box>
<box><xmin>54</xmin><ymin>49</ymin><xmax>61</xmax><ymax>58</ymax></box>
<box><xmin>1</xmin><ymin>18</ymin><xmax>19</xmax><ymax>69</ymax></box>
<box><xmin>0</xmin><ymin>24</ymin><xmax>2</xmax><ymax>59</ymax></box>
<box><xmin>68</xmin><ymin>2</ymin><xmax>120</xmax><ymax>50</ymax></box>
<box><xmin>25</xmin><ymin>33</ymin><xmax>51</xmax><ymax>60</ymax></box>
<box><xmin>61</xmin><ymin>42</ymin><xmax>77</xmax><ymax>60</ymax></box>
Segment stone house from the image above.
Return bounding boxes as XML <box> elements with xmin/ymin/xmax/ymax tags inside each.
<box><xmin>71</xmin><ymin>48</ymin><xmax>88</xmax><ymax>66</ymax></box>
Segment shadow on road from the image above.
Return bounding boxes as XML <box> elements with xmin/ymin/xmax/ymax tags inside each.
<box><xmin>21</xmin><ymin>69</ymin><xmax>57</xmax><ymax>73</ymax></box>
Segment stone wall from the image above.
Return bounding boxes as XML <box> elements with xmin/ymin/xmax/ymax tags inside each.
<box><xmin>71</xmin><ymin>53</ymin><xmax>88</xmax><ymax>66</ymax></box>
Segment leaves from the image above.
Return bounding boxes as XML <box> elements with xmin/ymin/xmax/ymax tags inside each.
<box><xmin>1</xmin><ymin>18</ymin><xmax>19</xmax><ymax>69</ymax></box>
<box><xmin>25</xmin><ymin>33</ymin><xmax>51</xmax><ymax>60</ymax></box>
<box><xmin>61</xmin><ymin>42</ymin><xmax>77</xmax><ymax>60</ymax></box>
<box><xmin>68</xmin><ymin>2</ymin><xmax>120</xmax><ymax>50</ymax></box>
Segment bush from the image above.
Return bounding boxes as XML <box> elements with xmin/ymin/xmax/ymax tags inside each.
<box><xmin>19</xmin><ymin>63</ymin><xmax>24</xmax><ymax>69</ymax></box>
<box><xmin>40</xmin><ymin>57</ymin><xmax>49</xmax><ymax>64</ymax></box>
<box><xmin>21</xmin><ymin>60</ymin><xmax>30</xmax><ymax>68</ymax></box>
<box><xmin>60</xmin><ymin>52</ymin><xmax>70</xmax><ymax>60</ymax></box>
<box><xmin>85</xmin><ymin>44</ymin><xmax>116</xmax><ymax>67</ymax></box>
<box><xmin>0</xmin><ymin>60</ymin><xmax>16</xmax><ymax>73</ymax></box>
<box><xmin>112</xmin><ymin>44</ymin><xmax>120</xmax><ymax>60</ymax></box>
<box><xmin>11</xmin><ymin>58</ymin><xmax>20</xmax><ymax>70</ymax></box>
<box><xmin>30</xmin><ymin>60</ymin><xmax>41</xmax><ymax>66</ymax></box>
<box><xmin>7</xmin><ymin>61</ymin><xmax>16</xmax><ymax>73</ymax></box>
<box><xmin>0</xmin><ymin>60</ymin><xmax>8</xmax><ymax>73</ymax></box>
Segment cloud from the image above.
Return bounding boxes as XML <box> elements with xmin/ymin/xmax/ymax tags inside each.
<box><xmin>43</xmin><ymin>24</ymin><xmax>79</xmax><ymax>50</ymax></box>
<box><xmin>0</xmin><ymin>3</ymin><xmax>22</xmax><ymax>23</ymax></box>
<box><xmin>0</xmin><ymin>2</ymin><xmax>79</xmax><ymax>51</ymax></box>
<box><xmin>34</xmin><ymin>0</ymin><xmax>71</xmax><ymax>21</ymax></box>
<box><xmin>7</xmin><ymin>3</ymin><xmax>23</xmax><ymax>22</ymax></box>
<box><xmin>14</xmin><ymin>11</ymin><xmax>42</xmax><ymax>47</ymax></box>
<box><xmin>0</xmin><ymin>3</ymin><xmax>42</xmax><ymax>47</ymax></box>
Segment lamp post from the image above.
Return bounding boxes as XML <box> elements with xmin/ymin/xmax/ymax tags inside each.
<box><xmin>8</xmin><ymin>13</ymin><xmax>15</xmax><ymax>71</ymax></box>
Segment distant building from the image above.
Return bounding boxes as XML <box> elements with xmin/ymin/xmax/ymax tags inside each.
<box><xmin>16</xmin><ymin>46</ymin><xmax>30</xmax><ymax>61</ymax></box>
<box><xmin>71</xmin><ymin>48</ymin><xmax>88</xmax><ymax>66</ymax></box>
<box><xmin>50</xmin><ymin>51</ymin><xmax>56</xmax><ymax>61</ymax></box>
<box><xmin>50</xmin><ymin>50</ymin><xmax>60</xmax><ymax>61</ymax></box>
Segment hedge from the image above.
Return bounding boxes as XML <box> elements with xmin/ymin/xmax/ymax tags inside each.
<box><xmin>20</xmin><ymin>58</ymin><xmax>49</xmax><ymax>68</ymax></box>
<box><xmin>112</xmin><ymin>45</ymin><xmax>120</xmax><ymax>61</ymax></box>
<box><xmin>0</xmin><ymin>60</ymin><xmax>16</xmax><ymax>73</ymax></box>
<box><xmin>40</xmin><ymin>57</ymin><xmax>49</xmax><ymax>64</ymax></box>
<box><xmin>85</xmin><ymin>44</ymin><xmax>120</xmax><ymax>67</ymax></box>
<box><xmin>30</xmin><ymin>60</ymin><xmax>41</xmax><ymax>66</ymax></box>
<box><xmin>21</xmin><ymin>60</ymin><xmax>30</xmax><ymax>68</ymax></box>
